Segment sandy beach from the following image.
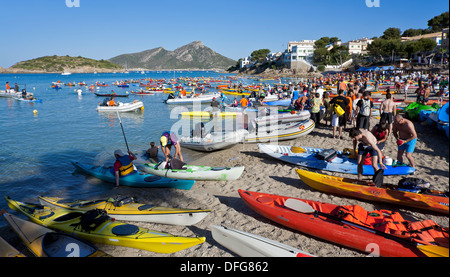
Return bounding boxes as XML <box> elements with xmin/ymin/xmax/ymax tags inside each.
<box><xmin>1</xmin><ymin>92</ymin><xmax>448</xmax><ymax>259</ymax></box>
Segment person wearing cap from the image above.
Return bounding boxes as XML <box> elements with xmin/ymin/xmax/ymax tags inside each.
<box><xmin>160</xmin><ymin>131</ymin><xmax>183</xmax><ymax>162</ymax></box>
<box><xmin>112</xmin><ymin>149</ymin><xmax>137</xmax><ymax>188</ymax></box>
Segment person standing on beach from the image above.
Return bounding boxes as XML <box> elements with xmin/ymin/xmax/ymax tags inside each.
<box><xmin>379</xmin><ymin>92</ymin><xmax>396</xmax><ymax>134</ymax></box>
<box><xmin>355</xmin><ymin>91</ymin><xmax>373</xmax><ymax>130</ymax></box>
<box><xmin>160</xmin><ymin>131</ymin><xmax>184</xmax><ymax>163</ymax></box>
<box><xmin>310</xmin><ymin>92</ymin><xmax>322</xmax><ymax>125</ymax></box>
<box><xmin>330</xmin><ymin>89</ymin><xmax>349</xmax><ymax>139</ymax></box>
<box><xmin>392</xmin><ymin>114</ymin><xmax>417</xmax><ymax>169</ymax></box>
<box><xmin>349</xmin><ymin>128</ymin><xmax>387</xmax><ymax>181</ymax></box>
<box><xmin>403</xmin><ymin>80</ymin><xmax>410</xmax><ymax>100</ymax></box>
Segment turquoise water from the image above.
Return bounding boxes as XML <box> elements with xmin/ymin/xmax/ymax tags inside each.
<box><xmin>0</xmin><ymin>71</ymin><xmax>250</xmax><ymax>228</ymax></box>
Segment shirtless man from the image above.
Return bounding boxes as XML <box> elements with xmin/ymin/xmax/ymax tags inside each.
<box><xmin>379</xmin><ymin>92</ymin><xmax>397</xmax><ymax>134</ymax></box>
<box><xmin>392</xmin><ymin>114</ymin><xmax>417</xmax><ymax>169</ymax></box>
<box><xmin>349</xmin><ymin>128</ymin><xmax>387</xmax><ymax>180</ymax></box>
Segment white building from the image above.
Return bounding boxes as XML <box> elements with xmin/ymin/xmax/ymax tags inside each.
<box><xmin>240</xmin><ymin>56</ymin><xmax>252</xmax><ymax>69</ymax></box>
<box><xmin>342</xmin><ymin>38</ymin><xmax>373</xmax><ymax>55</ymax></box>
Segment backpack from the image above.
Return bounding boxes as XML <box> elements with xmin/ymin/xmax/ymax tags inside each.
<box><xmin>167</xmin><ymin>158</ymin><xmax>186</xmax><ymax>170</ymax></box>
<box><xmin>359</xmin><ymin>99</ymin><xmax>371</xmax><ymax>116</ymax></box>
<box><xmin>74</xmin><ymin>209</ymin><xmax>110</xmax><ymax>232</ymax></box>
<box><xmin>316</xmin><ymin>149</ymin><xmax>337</xmax><ymax>162</ymax></box>
<box><xmin>398</xmin><ymin>178</ymin><xmax>430</xmax><ymax>193</ymax></box>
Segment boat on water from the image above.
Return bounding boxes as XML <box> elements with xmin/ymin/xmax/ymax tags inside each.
<box><xmin>96</xmin><ymin>100</ymin><xmax>144</xmax><ymax>112</ymax></box>
<box><xmin>165</xmin><ymin>93</ymin><xmax>220</xmax><ymax>105</ymax></box>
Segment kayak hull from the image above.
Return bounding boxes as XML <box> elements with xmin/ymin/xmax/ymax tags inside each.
<box><xmin>72</xmin><ymin>161</ymin><xmax>195</xmax><ymax>190</ymax></box>
<box><xmin>258</xmin><ymin>144</ymin><xmax>415</xmax><ymax>175</ymax></box>
<box><xmin>244</xmin><ymin>120</ymin><xmax>315</xmax><ymax>143</ymax></box>
<box><xmin>211</xmin><ymin>225</ymin><xmax>315</xmax><ymax>257</ymax></box>
<box><xmin>296</xmin><ymin>169</ymin><xmax>449</xmax><ymax>214</ymax></box>
<box><xmin>238</xmin><ymin>190</ymin><xmax>439</xmax><ymax>257</ymax></box>
<box><xmin>140</xmin><ymin>164</ymin><xmax>245</xmax><ymax>181</ymax></box>
<box><xmin>38</xmin><ymin>196</ymin><xmax>211</xmax><ymax>226</ymax></box>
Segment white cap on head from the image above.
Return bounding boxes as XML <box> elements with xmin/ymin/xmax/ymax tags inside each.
<box><xmin>114</xmin><ymin>149</ymin><xmax>125</xmax><ymax>156</ymax></box>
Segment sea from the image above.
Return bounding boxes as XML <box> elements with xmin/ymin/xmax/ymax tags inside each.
<box><xmin>0</xmin><ymin>70</ymin><xmax>277</xmax><ymax>229</ymax></box>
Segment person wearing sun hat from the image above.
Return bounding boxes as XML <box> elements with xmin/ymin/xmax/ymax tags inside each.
<box><xmin>160</xmin><ymin>131</ymin><xmax>184</xmax><ymax>163</ymax></box>
<box><xmin>112</xmin><ymin>149</ymin><xmax>137</xmax><ymax>188</ymax></box>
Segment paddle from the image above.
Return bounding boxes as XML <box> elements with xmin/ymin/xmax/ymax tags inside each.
<box><xmin>116</xmin><ymin>111</ymin><xmax>130</xmax><ymax>154</ymax></box>
<box><xmin>284</xmin><ymin>198</ymin><xmax>449</xmax><ymax>257</ymax></box>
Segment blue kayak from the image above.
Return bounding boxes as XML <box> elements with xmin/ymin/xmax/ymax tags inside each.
<box><xmin>438</xmin><ymin>102</ymin><xmax>449</xmax><ymax>123</ymax></box>
<box><xmin>263</xmin><ymin>99</ymin><xmax>291</xmax><ymax>106</ymax></box>
<box><xmin>258</xmin><ymin>144</ymin><xmax>415</xmax><ymax>176</ymax></box>
<box><xmin>72</xmin><ymin>161</ymin><xmax>195</xmax><ymax>190</ymax></box>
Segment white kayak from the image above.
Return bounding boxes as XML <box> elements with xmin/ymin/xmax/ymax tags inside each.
<box><xmin>96</xmin><ymin>100</ymin><xmax>144</xmax><ymax>112</ymax></box>
<box><xmin>254</xmin><ymin>110</ymin><xmax>310</xmax><ymax>126</ymax></box>
<box><xmin>165</xmin><ymin>94</ymin><xmax>220</xmax><ymax>105</ymax></box>
<box><xmin>180</xmin><ymin>129</ymin><xmax>248</xmax><ymax>152</ymax></box>
<box><xmin>0</xmin><ymin>90</ymin><xmax>22</xmax><ymax>98</ymax></box>
<box><xmin>139</xmin><ymin>163</ymin><xmax>245</xmax><ymax>181</ymax></box>
<box><xmin>244</xmin><ymin>120</ymin><xmax>315</xmax><ymax>143</ymax></box>
<box><xmin>211</xmin><ymin>225</ymin><xmax>315</xmax><ymax>257</ymax></box>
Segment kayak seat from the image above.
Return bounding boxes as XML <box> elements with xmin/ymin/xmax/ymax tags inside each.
<box><xmin>211</xmin><ymin>167</ymin><xmax>229</xmax><ymax>171</ymax></box>
<box><xmin>138</xmin><ymin>204</ymin><xmax>155</xmax><ymax>211</ymax></box>
<box><xmin>112</xmin><ymin>224</ymin><xmax>139</xmax><ymax>236</ymax></box>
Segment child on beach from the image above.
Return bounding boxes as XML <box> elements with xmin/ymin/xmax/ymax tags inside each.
<box><xmin>310</xmin><ymin>92</ymin><xmax>322</xmax><ymax>125</ymax></box>
<box><xmin>146</xmin><ymin>141</ymin><xmax>160</xmax><ymax>162</ymax></box>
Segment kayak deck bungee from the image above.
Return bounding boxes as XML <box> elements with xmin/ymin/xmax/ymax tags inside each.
<box><xmin>5</xmin><ymin>197</ymin><xmax>206</xmax><ymax>254</ymax></box>
<box><xmin>258</xmin><ymin>144</ymin><xmax>415</xmax><ymax>175</ymax></box>
<box><xmin>72</xmin><ymin>161</ymin><xmax>195</xmax><ymax>190</ymax></box>
<box><xmin>2</xmin><ymin>210</ymin><xmax>109</xmax><ymax>257</ymax></box>
<box><xmin>238</xmin><ymin>190</ymin><xmax>449</xmax><ymax>257</ymax></box>
<box><xmin>38</xmin><ymin>196</ymin><xmax>211</xmax><ymax>226</ymax></box>
<box><xmin>139</xmin><ymin>163</ymin><xmax>245</xmax><ymax>181</ymax></box>
<box><xmin>296</xmin><ymin>169</ymin><xmax>449</xmax><ymax>214</ymax></box>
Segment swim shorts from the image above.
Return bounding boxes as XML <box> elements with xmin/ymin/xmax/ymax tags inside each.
<box><xmin>358</xmin><ymin>142</ymin><xmax>378</xmax><ymax>157</ymax></box>
<box><xmin>398</xmin><ymin>138</ymin><xmax>417</xmax><ymax>153</ymax></box>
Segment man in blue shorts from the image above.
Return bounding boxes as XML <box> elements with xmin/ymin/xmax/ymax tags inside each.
<box><xmin>393</xmin><ymin>115</ymin><xmax>417</xmax><ymax>169</ymax></box>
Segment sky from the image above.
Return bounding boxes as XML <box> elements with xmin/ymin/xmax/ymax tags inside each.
<box><xmin>0</xmin><ymin>0</ymin><xmax>448</xmax><ymax>68</ymax></box>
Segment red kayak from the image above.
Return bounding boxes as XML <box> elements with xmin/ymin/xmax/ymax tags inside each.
<box><xmin>238</xmin><ymin>190</ymin><xmax>449</xmax><ymax>257</ymax></box>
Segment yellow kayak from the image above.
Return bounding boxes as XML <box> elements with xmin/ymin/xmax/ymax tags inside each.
<box><xmin>38</xmin><ymin>196</ymin><xmax>211</xmax><ymax>226</ymax></box>
<box><xmin>5</xmin><ymin>196</ymin><xmax>206</xmax><ymax>254</ymax></box>
<box><xmin>180</xmin><ymin>111</ymin><xmax>237</xmax><ymax>118</ymax></box>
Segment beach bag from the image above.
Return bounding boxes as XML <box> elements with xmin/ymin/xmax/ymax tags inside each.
<box><xmin>316</xmin><ymin>149</ymin><xmax>337</xmax><ymax>162</ymax></box>
<box><xmin>75</xmin><ymin>209</ymin><xmax>110</xmax><ymax>232</ymax></box>
<box><xmin>334</xmin><ymin>104</ymin><xmax>345</xmax><ymax>117</ymax></box>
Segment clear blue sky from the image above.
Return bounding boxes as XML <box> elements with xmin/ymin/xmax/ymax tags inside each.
<box><xmin>0</xmin><ymin>0</ymin><xmax>448</xmax><ymax>68</ymax></box>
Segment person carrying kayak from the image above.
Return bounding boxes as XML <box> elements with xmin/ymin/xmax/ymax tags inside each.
<box><xmin>160</xmin><ymin>131</ymin><xmax>184</xmax><ymax>163</ymax></box>
<box><xmin>112</xmin><ymin>149</ymin><xmax>137</xmax><ymax>188</ymax></box>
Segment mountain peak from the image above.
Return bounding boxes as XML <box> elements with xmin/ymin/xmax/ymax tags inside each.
<box><xmin>109</xmin><ymin>42</ymin><xmax>235</xmax><ymax>70</ymax></box>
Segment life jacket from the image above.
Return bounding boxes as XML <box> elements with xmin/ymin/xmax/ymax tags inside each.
<box><xmin>333</xmin><ymin>205</ymin><xmax>449</xmax><ymax>246</ymax></box>
<box><xmin>117</xmin><ymin>155</ymin><xmax>134</xmax><ymax>176</ymax></box>
<box><xmin>373</xmin><ymin>128</ymin><xmax>386</xmax><ymax>141</ymax></box>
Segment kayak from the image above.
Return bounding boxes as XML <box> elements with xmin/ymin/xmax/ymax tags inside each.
<box><xmin>296</xmin><ymin>169</ymin><xmax>449</xmax><ymax>214</ymax></box>
<box><xmin>244</xmin><ymin>120</ymin><xmax>315</xmax><ymax>143</ymax></box>
<box><xmin>96</xmin><ymin>100</ymin><xmax>144</xmax><ymax>112</ymax></box>
<box><xmin>211</xmin><ymin>225</ymin><xmax>315</xmax><ymax>257</ymax></box>
<box><xmin>263</xmin><ymin>99</ymin><xmax>291</xmax><ymax>106</ymax></box>
<box><xmin>2</xmin><ymin>210</ymin><xmax>109</xmax><ymax>257</ymax></box>
<box><xmin>258</xmin><ymin>144</ymin><xmax>415</xmax><ymax>176</ymax></box>
<box><xmin>72</xmin><ymin>161</ymin><xmax>195</xmax><ymax>190</ymax></box>
<box><xmin>13</xmin><ymin>97</ymin><xmax>42</xmax><ymax>103</ymax></box>
<box><xmin>165</xmin><ymin>94</ymin><xmax>220</xmax><ymax>105</ymax></box>
<box><xmin>238</xmin><ymin>190</ymin><xmax>449</xmax><ymax>257</ymax></box>
<box><xmin>38</xmin><ymin>196</ymin><xmax>211</xmax><ymax>225</ymax></box>
<box><xmin>254</xmin><ymin>110</ymin><xmax>310</xmax><ymax>126</ymax></box>
<box><xmin>95</xmin><ymin>93</ymin><xmax>129</xmax><ymax>97</ymax></box>
<box><xmin>139</xmin><ymin>163</ymin><xmax>245</xmax><ymax>181</ymax></box>
<box><xmin>180</xmin><ymin>129</ymin><xmax>248</xmax><ymax>152</ymax></box>
<box><xmin>180</xmin><ymin>111</ymin><xmax>237</xmax><ymax>119</ymax></box>
<box><xmin>438</xmin><ymin>102</ymin><xmax>449</xmax><ymax>123</ymax></box>
<box><xmin>0</xmin><ymin>235</ymin><xmax>25</xmax><ymax>257</ymax></box>
<box><xmin>5</xmin><ymin>197</ymin><xmax>206</xmax><ymax>254</ymax></box>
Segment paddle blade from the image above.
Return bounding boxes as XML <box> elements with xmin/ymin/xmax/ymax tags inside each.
<box><xmin>291</xmin><ymin>146</ymin><xmax>306</xmax><ymax>153</ymax></box>
<box><xmin>284</xmin><ymin>198</ymin><xmax>315</xmax><ymax>213</ymax></box>
<box><xmin>417</xmin><ymin>245</ymin><xmax>449</xmax><ymax>257</ymax></box>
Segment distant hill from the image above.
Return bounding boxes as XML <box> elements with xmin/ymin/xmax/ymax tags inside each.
<box><xmin>109</xmin><ymin>41</ymin><xmax>236</xmax><ymax>70</ymax></box>
<box><xmin>9</xmin><ymin>55</ymin><xmax>123</xmax><ymax>73</ymax></box>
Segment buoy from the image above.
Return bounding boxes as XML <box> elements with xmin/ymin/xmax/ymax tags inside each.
<box><xmin>33</xmin><ymin>110</ymin><xmax>38</xmax><ymax>115</ymax></box>
<box><xmin>140</xmin><ymin>106</ymin><xmax>144</xmax><ymax>111</ymax></box>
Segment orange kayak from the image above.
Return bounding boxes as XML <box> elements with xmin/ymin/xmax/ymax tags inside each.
<box><xmin>296</xmin><ymin>169</ymin><xmax>449</xmax><ymax>215</ymax></box>
<box><xmin>239</xmin><ymin>189</ymin><xmax>449</xmax><ymax>257</ymax></box>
